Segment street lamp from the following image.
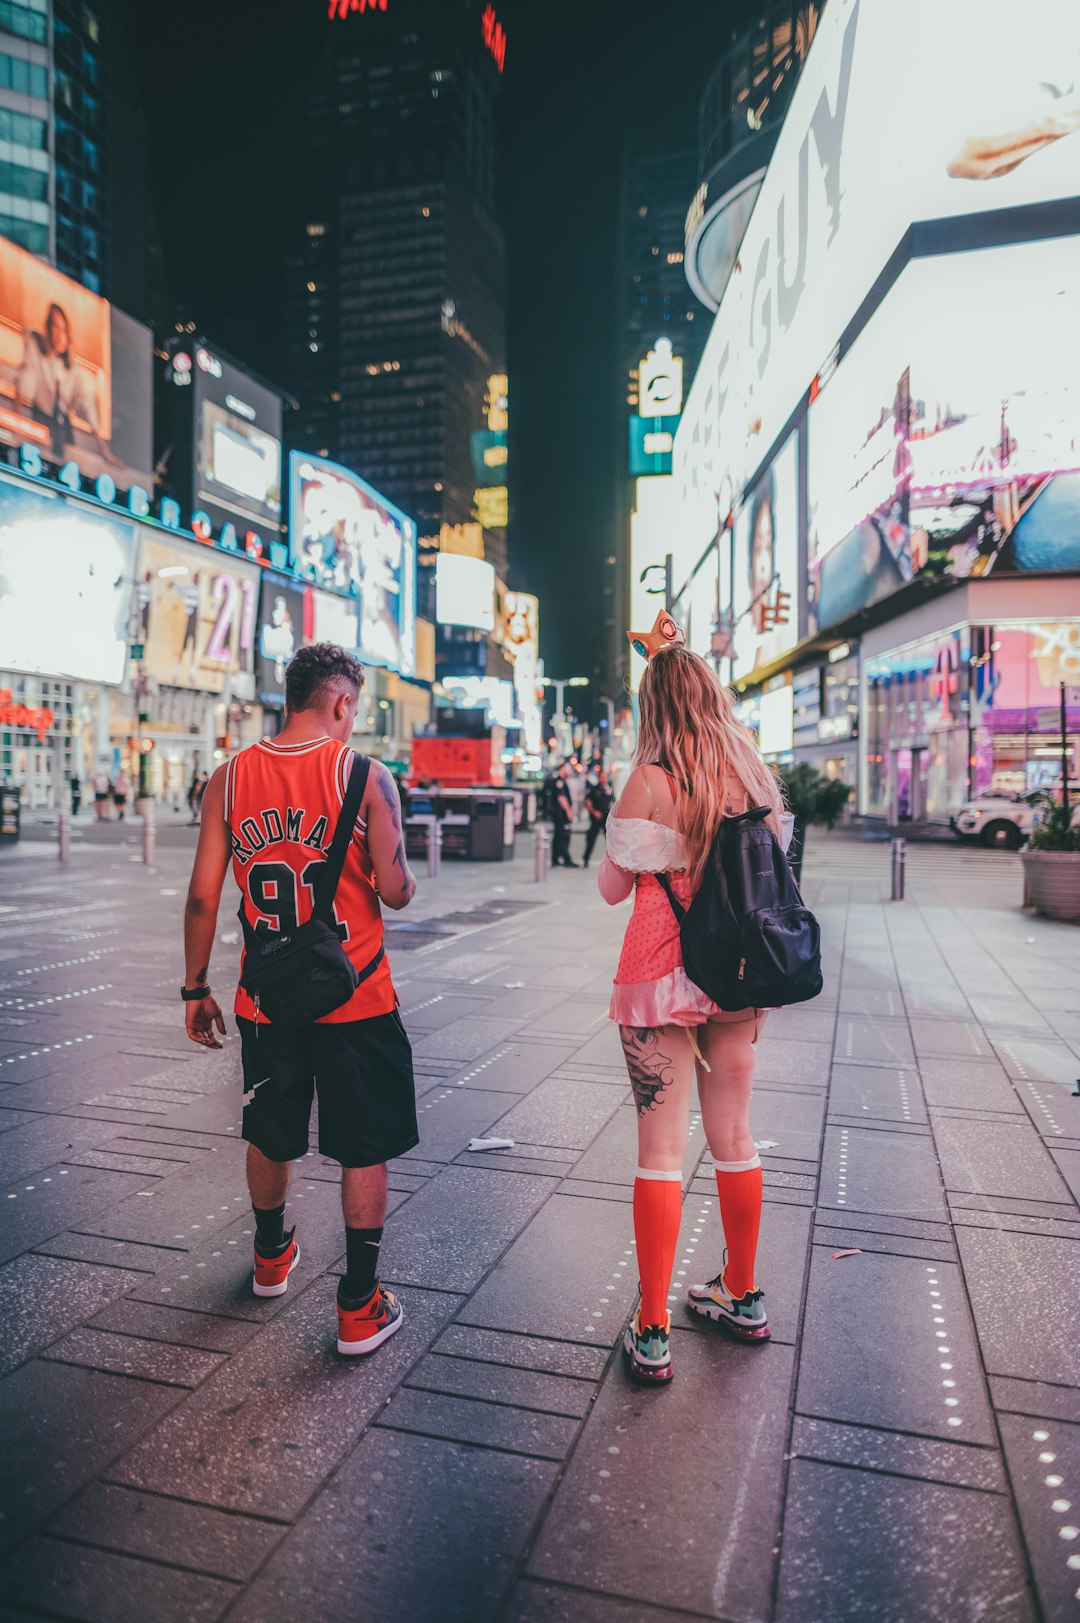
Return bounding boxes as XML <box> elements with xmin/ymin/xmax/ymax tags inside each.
<box><xmin>539</xmin><ymin>675</ymin><xmax>589</xmax><ymax>718</ymax></box>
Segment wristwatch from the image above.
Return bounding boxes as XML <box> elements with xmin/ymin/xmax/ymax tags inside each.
<box><xmin>181</xmin><ymin>984</ymin><xmax>211</xmax><ymax>1002</ymax></box>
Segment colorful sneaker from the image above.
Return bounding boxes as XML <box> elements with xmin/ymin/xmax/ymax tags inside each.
<box><xmin>686</xmin><ymin>1268</ymin><xmax>770</xmax><ymax>1342</ymax></box>
<box><xmin>252</xmin><ymin>1230</ymin><xmax>300</xmax><ymax>1298</ymax></box>
<box><xmin>337</xmin><ymin>1282</ymin><xmax>404</xmax><ymax>1357</ymax></box>
<box><xmin>622</xmin><ymin>1311</ymin><xmax>674</xmax><ymax>1383</ymax></box>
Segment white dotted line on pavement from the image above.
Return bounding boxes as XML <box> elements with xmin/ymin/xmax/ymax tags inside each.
<box><xmin>3</xmin><ymin>1034</ymin><xmax>94</xmax><ymax>1065</ymax></box>
<box><xmin>1031</xmin><ymin>1425</ymin><xmax>1080</xmax><ymax>1597</ymax></box>
<box><xmin>669</xmin><ymin>1185</ymin><xmax>711</xmax><ymax>1309</ymax></box>
<box><xmin>926</xmin><ymin>1265</ymin><xmax>963</xmax><ymax>1430</ymax></box>
<box><xmin>837</xmin><ymin>1129</ymin><xmax>849</xmax><ymax>1206</ymax></box>
<box><xmin>582</xmin><ymin>1243</ymin><xmax>635</xmax><ymax>1337</ymax></box>
<box><xmin>419</xmin><ymin>1088</ymin><xmax>454</xmax><ymax>1114</ymax></box>
<box><xmin>0</xmin><ymin>983</ymin><xmax>112</xmax><ymax>1011</ymax></box>
<box><xmin>7</xmin><ymin>1170</ymin><xmax>68</xmax><ymax>1197</ymax></box>
<box><xmin>456</xmin><ymin>1045</ymin><xmax>514</xmax><ymax>1086</ymax></box>
<box><xmin>898</xmin><ymin>1074</ymin><xmax>913</xmax><ymax>1123</ymax></box>
<box><xmin>1024</xmin><ymin>1081</ymin><xmax>1065</xmax><ymax>1138</ymax></box>
<box><xmin>402</xmin><ymin>994</ymin><xmax>443</xmax><ymax>1016</ymax></box>
<box><xmin>15</xmin><ymin>951</ymin><xmax>112</xmax><ymax>976</ymax></box>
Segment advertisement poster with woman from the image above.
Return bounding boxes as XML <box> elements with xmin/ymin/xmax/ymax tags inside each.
<box><xmin>288</xmin><ymin>453</ymin><xmax>416</xmax><ymax>677</ymax></box>
<box><xmin>730</xmin><ymin>432</ymin><xmax>799</xmax><ymax>681</ymax></box>
<box><xmin>137</xmin><ymin>535</ymin><xmax>258</xmax><ymax>694</ymax></box>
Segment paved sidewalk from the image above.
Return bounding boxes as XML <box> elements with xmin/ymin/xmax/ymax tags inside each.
<box><xmin>0</xmin><ymin>827</ymin><xmax>1077</xmax><ymax>1621</ymax></box>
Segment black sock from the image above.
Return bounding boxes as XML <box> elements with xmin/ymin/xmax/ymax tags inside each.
<box><xmin>341</xmin><ymin>1225</ymin><xmax>383</xmax><ymax>1304</ymax></box>
<box><xmin>253</xmin><ymin>1200</ymin><xmax>287</xmax><ymax>1255</ymax></box>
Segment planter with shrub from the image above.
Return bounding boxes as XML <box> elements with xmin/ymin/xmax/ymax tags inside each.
<box><xmin>1021</xmin><ymin>801</ymin><xmax>1080</xmax><ymax>922</ymax></box>
<box><xmin>778</xmin><ymin>763</ymin><xmax>851</xmax><ymax>883</ymax></box>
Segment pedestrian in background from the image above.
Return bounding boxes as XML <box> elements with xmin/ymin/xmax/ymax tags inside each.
<box><xmin>551</xmin><ymin>760</ymin><xmax>578</xmax><ymax>867</ymax></box>
<box><xmin>598</xmin><ymin>618</ymin><xmax>787</xmax><ymax>1383</ymax></box>
<box><xmin>181</xmin><ymin>642</ymin><xmax>419</xmax><ymax>1358</ymax></box>
<box><xmin>92</xmin><ymin>769</ymin><xmax>110</xmax><ymax>821</ymax></box>
<box><xmin>583</xmin><ymin>767</ymin><xmax>613</xmax><ymax>867</ymax></box>
<box><xmin>69</xmin><ymin>774</ymin><xmax>81</xmax><ymax>817</ymax></box>
<box><xmin>112</xmin><ymin>769</ymin><xmax>130</xmax><ymax>821</ymax></box>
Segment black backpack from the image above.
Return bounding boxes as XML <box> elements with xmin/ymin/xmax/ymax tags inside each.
<box><xmin>657</xmin><ymin>806</ymin><xmax>822</xmax><ymax>1010</ymax></box>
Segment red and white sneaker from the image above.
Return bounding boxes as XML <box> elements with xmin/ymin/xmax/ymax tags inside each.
<box><xmin>337</xmin><ymin>1282</ymin><xmax>404</xmax><ymax>1356</ymax></box>
<box><xmin>252</xmin><ymin>1231</ymin><xmax>300</xmax><ymax>1298</ymax></box>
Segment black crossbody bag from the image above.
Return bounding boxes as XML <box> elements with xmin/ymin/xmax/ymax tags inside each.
<box><xmin>238</xmin><ymin>755</ymin><xmax>385</xmax><ymax>1027</ymax></box>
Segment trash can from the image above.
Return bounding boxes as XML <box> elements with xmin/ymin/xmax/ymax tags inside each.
<box><xmin>0</xmin><ymin>784</ymin><xmax>20</xmax><ymax>845</ymax></box>
<box><xmin>469</xmin><ymin>794</ymin><xmax>507</xmax><ymax>860</ymax></box>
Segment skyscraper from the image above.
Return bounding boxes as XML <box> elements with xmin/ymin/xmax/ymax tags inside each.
<box><xmin>284</xmin><ymin>0</ymin><xmax>507</xmax><ymax>586</ymax></box>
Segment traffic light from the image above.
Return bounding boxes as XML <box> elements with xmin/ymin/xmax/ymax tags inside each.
<box><xmin>761</xmin><ymin>589</ymin><xmax>791</xmax><ymax>631</ymax></box>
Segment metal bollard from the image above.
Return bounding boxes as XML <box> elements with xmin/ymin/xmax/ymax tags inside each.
<box><xmin>142</xmin><ymin>807</ymin><xmax>155</xmax><ymax>867</ymax></box>
<box><xmin>428</xmin><ymin>818</ymin><xmax>442</xmax><ymax>880</ymax></box>
<box><xmin>890</xmin><ymin>836</ymin><xmax>905</xmax><ymax>901</ymax></box>
<box><xmin>57</xmin><ymin>810</ymin><xmax>70</xmax><ymax>864</ymax></box>
<box><xmin>534</xmin><ymin>824</ymin><xmax>551</xmax><ymax>884</ymax></box>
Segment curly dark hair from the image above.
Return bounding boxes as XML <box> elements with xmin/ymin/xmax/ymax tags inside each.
<box><xmin>284</xmin><ymin>642</ymin><xmax>365</xmax><ymax>712</ymax></box>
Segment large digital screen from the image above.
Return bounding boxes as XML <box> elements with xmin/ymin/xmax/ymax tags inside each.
<box><xmin>289</xmin><ymin>453</ymin><xmax>416</xmax><ymax>676</ymax></box>
<box><xmin>731</xmin><ymin>431</ymin><xmax>800</xmax><ymax>680</ymax></box>
<box><xmin>137</xmin><ymin>535</ymin><xmax>258</xmax><ymax>695</ymax></box>
<box><xmin>808</xmin><ymin>235</ymin><xmax>1080</xmax><ymax>635</ymax></box>
<box><xmin>0</xmin><ymin>235</ymin><xmax>153</xmax><ymax>488</ymax></box>
<box><xmin>674</xmin><ymin>0</ymin><xmax>1080</xmax><ymax>582</ymax></box>
<box><xmin>436</xmin><ymin>552</ymin><xmax>496</xmax><ymax>631</ymax></box>
<box><xmin>189</xmin><ymin>346</ymin><xmax>283</xmax><ymax>535</ymax></box>
<box><xmin>628</xmin><ymin>474</ymin><xmax>679</xmax><ymax>690</ymax></box>
<box><xmin>0</xmin><ymin>473</ymin><xmax>136</xmax><ymax>684</ymax></box>
<box><xmin>256</xmin><ymin>573</ymin><xmax>311</xmax><ymax>705</ymax></box>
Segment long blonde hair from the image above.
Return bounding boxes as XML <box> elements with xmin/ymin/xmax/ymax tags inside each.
<box><xmin>635</xmin><ymin>645</ymin><xmax>784</xmax><ymax>891</ymax></box>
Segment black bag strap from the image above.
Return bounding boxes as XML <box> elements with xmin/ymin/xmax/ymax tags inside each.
<box><xmin>311</xmin><ymin>753</ymin><xmax>370</xmax><ymax>921</ymax></box>
<box><xmin>656</xmin><ymin>871</ymin><xmax>686</xmax><ymax>923</ymax></box>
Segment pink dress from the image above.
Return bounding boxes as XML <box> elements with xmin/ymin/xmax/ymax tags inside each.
<box><xmin>598</xmin><ymin>814</ymin><xmax>757</xmax><ymax>1030</ymax></box>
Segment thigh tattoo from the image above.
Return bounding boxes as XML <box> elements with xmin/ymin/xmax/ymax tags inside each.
<box><xmin>621</xmin><ymin>1025</ymin><xmax>676</xmax><ymax>1116</ymax></box>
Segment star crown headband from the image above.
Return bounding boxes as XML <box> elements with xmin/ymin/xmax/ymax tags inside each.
<box><xmin>627</xmin><ymin>609</ymin><xmax>686</xmax><ymax>662</ymax></box>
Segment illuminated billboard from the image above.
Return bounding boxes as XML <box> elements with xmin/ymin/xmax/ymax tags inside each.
<box><xmin>256</xmin><ymin>574</ymin><xmax>312</xmax><ymax>705</ymax></box>
<box><xmin>0</xmin><ymin>473</ymin><xmax>136</xmax><ymax>685</ymax></box>
<box><xmin>137</xmin><ymin>535</ymin><xmax>259</xmax><ymax>696</ymax></box>
<box><xmin>289</xmin><ymin>453</ymin><xmax>416</xmax><ymax>676</ymax></box>
<box><xmin>639</xmin><ymin>340</ymin><xmax>683</xmax><ymax>418</ymax></box>
<box><xmin>731</xmin><ymin>430</ymin><xmax>800</xmax><ymax>680</ymax></box>
<box><xmin>436</xmin><ymin>552</ymin><xmax>496</xmax><ymax>632</ymax></box>
<box><xmin>674</xmin><ymin>0</ymin><xmax>1080</xmax><ymax>581</ymax></box>
<box><xmin>629</xmin><ymin>474</ymin><xmax>679</xmax><ymax>689</ymax></box>
<box><xmin>0</xmin><ymin>235</ymin><xmax>153</xmax><ymax>488</ymax></box>
<box><xmin>808</xmin><ymin>235</ymin><xmax>1080</xmax><ymax>635</ymax></box>
<box><xmin>173</xmin><ymin>344</ymin><xmax>284</xmax><ymax>537</ymax></box>
<box><xmin>629</xmin><ymin>415</ymin><xmax>679</xmax><ymax>477</ymax></box>
<box><xmin>503</xmin><ymin>590</ymin><xmax>542</xmax><ymax>754</ymax></box>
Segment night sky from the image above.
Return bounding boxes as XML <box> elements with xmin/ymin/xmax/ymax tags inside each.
<box><xmin>123</xmin><ymin>0</ymin><xmax>746</xmax><ymax>688</ymax></box>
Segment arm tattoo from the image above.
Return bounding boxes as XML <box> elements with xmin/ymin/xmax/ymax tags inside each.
<box><xmin>391</xmin><ymin>837</ymin><xmax>409</xmax><ymax>882</ymax></box>
<box><xmin>620</xmin><ymin>1026</ymin><xmax>677</xmax><ymax>1116</ymax></box>
<box><xmin>377</xmin><ymin>769</ymin><xmax>402</xmax><ymax>823</ymax></box>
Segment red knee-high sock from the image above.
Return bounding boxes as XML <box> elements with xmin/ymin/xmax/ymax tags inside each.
<box><xmin>713</xmin><ymin>1155</ymin><xmax>763</xmax><ymax>1298</ymax></box>
<box><xmin>633</xmin><ymin>1168</ymin><xmax>683</xmax><ymax>1326</ymax></box>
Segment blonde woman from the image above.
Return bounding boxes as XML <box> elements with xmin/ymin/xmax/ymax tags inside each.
<box><xmin>599</xmin><ymin>615</ymin><xmax>788</xmax><ymax>1383</ymax></box>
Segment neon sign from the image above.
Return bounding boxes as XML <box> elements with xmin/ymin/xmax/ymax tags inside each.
<box><xmin>13</xmin><ymin>443</ymin><xmax>290</xmax><ymax>574</ymax></box>
<box><xmin>328</xmin><ymin>0</ymin><xmax>386</xmax><ymax>16</ymax></box>
<box><xmin>481</xmin><ymin>5</ymin><xmax>506</xmax><ymax>72</ymax></box>
<box><xmin>0</xmin><ymin>690</ymin><xmax>53</xmax><ymax>742</ymax></box>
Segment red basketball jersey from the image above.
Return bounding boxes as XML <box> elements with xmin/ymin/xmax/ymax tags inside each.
<box><xmin>225</xmin><ymin>736</ymin><xmax>395</xmax><ymax>1023</ymax></box>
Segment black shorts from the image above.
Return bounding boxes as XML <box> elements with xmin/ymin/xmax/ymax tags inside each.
<box><xmin>237</xmin><ymin>1010</ymin><xmax>418</xmax><ymax>1167</ymax></box>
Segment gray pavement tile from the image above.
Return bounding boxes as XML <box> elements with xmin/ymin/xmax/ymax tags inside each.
<box><xmin>98</xmin><ymin>1125</ymin><xmax>224</xmax><ymax>1152</ymax></box>
<box><xmin>909</xmin><ymin>1017</ymin><xmax>996</xmax><ymax>1059</ymax></box>
<box><xmin>42</xmin><ymin>1326</ymin><xmax>226</xmax><ymax>1386</ymax></box>
<box><xmin>77</xmin><ymin>1150</ymin><xmax>246</xmax><ymax>1249</ymax></box>
<box><xmin>87</xmin><ymin>1298</ymin><xmax>260</xmax><ymax>1354</ymax></box>
<box><xmin>433</xmin><ymin>1325</ymin><xmax>611</xmax><ymax>1382</ymax></box>
<box><xmin>811</xmin><ymin>1229</ymin><xmax>956</xmax><ymax>1263</ymax></box>
<box><xmin>450</xmin><ymin>1040</ymin><xmax>579</xmax><ymax>1092</ymax></box>
<box><xmin>956</xmin><ymin>1227</ymin><xmax>1080</xmax><ymax>1387</ymax></box>
<box><xmin>71</xmin><ymin>1147</ymin><xmax>190</xmax><ymax>1175</ymax></box>
<box><xmin>0</xmin><ymin>1252</ymin><xmax>145</xmax><ymax>1376</ymax></box>
<box><xmin>48</xmin><ymin>1481</ymin><xmax>283</xmax><ymax>1583</ymax></box>
<box><xmin>0</xmin><ymin>1360</ymin><xmax>181</xmax><ymax>1555</ymax></box>
<box><xmin>753</xmin><ymin>1035</ymin><xmax>832</xmax><ymax>1086</ymax></box>
<box><xmin>993</xmin><ymin>1035</ymin><xmax>1080</xmax><ymax>1087</ymax></box>
<box><xmin>967</xmin><ymin>997</ymin><xmax>1052</xmax><ymax>1032</ymax></box>
<box><xmin>828</xmin><ymin>1063</ymin><xmax>927</xmax><ymax>1126</ymax></box>
<box><xmin>998</xmin><ymin>1413</ymin><xmax>1080</xmax><ymax>1623</ymax></box>
<box><xmin>567</xmin><ymin>1103</ymin><xmax>705</xmax><ymax>1188</ymax></box>
<box><xmin>490</xmin><ymin>1077</ymin><xmax>622</xmax><ymax>1152</ymax></box>
<box><xmin>561</xmin><ymin>1023</ymin><xmax>626</xmax><ymax>1070</ymax></box>
<box><xmin>840</xmin><ymin>987</ymin><xmax>907</xmax><ymax>1017</ymax></box>
<box><xmin>1050</xmin><ymin>1146</ymin><xmax>1080</xmax><ymax>1204</ymax></box>
<box><xmin>153</xmin><ymin>1092</ymin><xmax>244</xmax><ymax>1136</ymax></box>
<box><xmin>813</xmin><ymin>1209</ymin><xmax>955</xmax><ymax>1242</ymax></box>
<box><xmin>834</xmin><ymin>1016</ymin><xmax>916</xmax><ymax>1068</ymax></box>
<box><xmin>790</xmin><ymin>1415</ymin><xmax>1006</xmax><ymax>1491</ymax></box>
<box><xmin>763</xmin><ymin>1005</ymin><xmax>837</xmax><ymax>1044</ymax></box>
<box><xmin>746</xmin><ymin>1086</ymin><xmax>826</xmax><ymax>1163</ymax></box>
<box><xmin>949</xmin><ymin>1189</ymin><xmax>1078</xmax><ymax>1219</ymax></box>
<box><xmin>32</xmin><ymin>1231</ymin><xmax>182</xmax><ymax>1272</ymax></box>
<box><xmin>397</xmin><ymin>992</ymin><xmax>493</xmax><ymax>1029</ymax></box>
<box><xmin>775</xmin><ymin>1459</ymin><xmax>1035</xmax><ymax>1623</ymax></box>
<box><xmin>528</xmin><ymin>1331</ymin><xmax>794</xmax><ymax>1620</ymax></box>
<box><xmin>900</xmin><ymin>987</ymin><xmax>973</xmax><ymax>1019</ymax></box>
<box><xmin>485</xmin><ymin>988</ymin><xmax>577</xmax><ymax>1022</ymax></box>
<box><xmin>377</xmin><ymin>1384</ymin><xmax>579</xmax><ymax>1458</ymax></box>
<box><xmin>406</xmin><ymin>1351</ymin><xmax>595</xmax><ymax>1417</ymax></box>
<box><xmin>405</xmin><ymin>1083</ymin><xmax>528</xmax><ymax>1163</ymax></box>
<box><xmin>455</xmin><ymin>1152</ymin><xmax>576</xmax><ymax>1177</ymax></box>
<box><xmin>818</xmin><ymin>1124</ymin><xmax>948</xmax><ymax>1222</ymax></box>
<box><xmin>0</xmin><ymin>1113</ymin><xmax>110</xmax><ymax>1181</ymax></box>
<box><xmin>932</xmin><ymin>1116</ymin><xmax>1070</xmax><ymax>1203</ymax></box>
<box><xmin>413</xmin><ymin>1016</ymin><xmax>526</xmax><ymax>1063</ymax></box>
<box><xmin>797</xmin><ymin>1248</ymin><xmax>995</xmax><ymax>1444</ymax></box>
<box><xmin>503</xmin><ymin>1582</ymin><xmax>702</xmax><ymax>1623</ymax></box>
<box><xmin>990</xmin><ymin>1375</ymin><xmax>1080</xmax><ymax>1426</ymax></box>
<box><xmin>951</xmin><ymin>1208</ymin><xmax>1080</xmax><ymax>1241</ymax></box>
<box><xmin>0</xmin><ymin>1535</ymin><xmax>236</xmax><ymax>1623</ymax></box>
<box><xmin>0</xmin><ymin>1161</ymin><xmax>154</xmax><ymax>1267</ymax></box>
<box><xmin>520</xmin><ymin>1001</ymin><xmax>612</xmax><ymax>1041</ymax></box>
<box><xmin>228</xmin><ymin>1430</ymin><xmax>555</xmax><ymax>1623</ymax></box>
<box><xmin>381</xmin><ymin>1164</ymin><xmax>557</xmax><ymax>1293</ymax></box>
<box><xmin>918</xmin><ymin>1056</ymin><xmax>1022</xmax><ymax>1113</ymax></box>
<box><xmin>458</xmin><ymin>1193</ymin><xmax>643</xmax><ymax>1344</ymax></box>
<box><xmin>1014</xmin><ymin>1076</ymin><xmax>1080</xmax><ymax>1144</ymax></box>
<box><xmin>825</xmin><ymin>1114</ymin><xmax>929</xmax><ymax>1137</ymax></box>
<box><xmin>110</xmin><ymin>1278</ymin><xmax>462</xmax><ymax>1517</ymax></box>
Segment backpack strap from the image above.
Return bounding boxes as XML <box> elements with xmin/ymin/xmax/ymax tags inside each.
<box><xmin>656</xmin><ymin>871</ymin><xmax>686</xmax><ymax>923</ymax></box>
<box><xmin>312</xmin><ymin>753</ymin><xmax>371</xmax><ymax>922</ymax></box>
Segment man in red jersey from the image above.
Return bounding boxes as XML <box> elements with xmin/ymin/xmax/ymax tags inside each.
<box><xmin>182</xmin><ymin>643</ymin><xmax>418</xmax><ymax>1357</ymax></box>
